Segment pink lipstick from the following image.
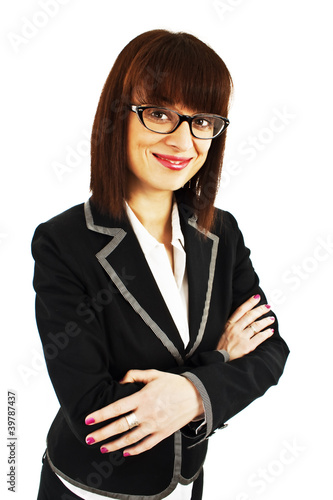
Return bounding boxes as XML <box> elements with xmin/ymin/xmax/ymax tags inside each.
<box><xmin>153</xmin><ymin>153</ymin><xmax>192</xmax><ymax>170</ymax></box>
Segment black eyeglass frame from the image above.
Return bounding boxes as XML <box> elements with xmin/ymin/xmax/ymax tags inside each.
<box><xmin>130</xmin><ymin>105</ymin><xmax>230</xmax><ymax>140</ymax></box>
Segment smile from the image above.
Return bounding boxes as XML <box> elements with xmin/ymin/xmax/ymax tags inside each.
<box><xmin>152</xmin><ymin>153</ymin><xmax>192</xmax><ymax>171</ymax></box>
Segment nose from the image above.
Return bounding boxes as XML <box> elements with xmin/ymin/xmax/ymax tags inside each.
<box><xmin>164</xmin><ymin>121</ymin><xmax>194</xmax><ymax>151</ymax></box>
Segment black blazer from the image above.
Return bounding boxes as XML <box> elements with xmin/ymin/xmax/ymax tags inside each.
<box><xmin>32</xmin><ymin>197</ymin><xmax>289</xmax><ymax>499</ymax></box>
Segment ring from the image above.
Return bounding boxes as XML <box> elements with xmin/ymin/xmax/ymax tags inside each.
<box><xmin>125</xmin><ymin>412</ymin><xmax>139</xmax><ymax>430</ymax></box>
<box><xmin>249</xmin><ymin>324</ymin><xmax>257</xmax><ymax>334</ymax></box>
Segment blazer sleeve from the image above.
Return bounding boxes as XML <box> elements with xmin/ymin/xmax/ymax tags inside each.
<box><xmin>31</xmin><ymin>223</ymin><xmax>143</xmax><ymax>446</ymax></box>
<box><xmin>179</xmin><ymin>212</ymin><xmax>290</xmax><ymax>444</ymax></box>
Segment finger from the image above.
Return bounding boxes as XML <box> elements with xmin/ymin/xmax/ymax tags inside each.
<box><xmin>86</xmin><ymin>415</ymin><xmax>132</xmax><ymax>445</ymax></box>
<box><xmin>227</xmin><ymin>294</ymin><xmax>261</xmax><ymax>325</ymax></box>
<box><xmin>100</xmin><ymin>425</ymin><xmax>152</xmax><ymax>454</ymax></box>
<box><xmin>249</xmin><ymin>328</ymin><xmax>275</xmax><ymax>349</ymax></box>
<box><xmin>122</xmin><ymin>433</ymin><xmax>162</xmax><ymax>457</ymax></box>
<box><xmin>247</xmin><ymin>316</ymin><xmax>276</xmax><ymax>337</ymax></box>
<box><xmin>121</xmin><ymin>369</ymin><xmax>159</xmax><ymax>385</ymax></box>
<box><xmin>85</xmin><ymin>394</ymin><xmax>139</xmax><ymax>425</ymax></box>
<box><xmin>240</xmin><ymin>304</ymin><xmax>272</xmax><ymax>330</ymax></box>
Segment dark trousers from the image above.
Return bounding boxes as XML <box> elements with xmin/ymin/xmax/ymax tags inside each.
<box><xmin>37</xmin><ymin>454</ymin><xmax>203</xmax><ymax>500</ymax></box>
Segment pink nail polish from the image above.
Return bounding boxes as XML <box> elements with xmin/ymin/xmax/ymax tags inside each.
<box><xmin>86</xmin><ymin>437</ymin><xmax>95</xmax><ymax>445</ymax></box>
<box><xmin>100</xmin><ymin>447</ymin><xmax>108</xmax><ymax>454</ymax></box>
<box><xmin>85</xmin><ymin>417</ymin><xmax>95</xmax><ymax>425</ymax></box>
<box><xmin>269</xmin><ymin>316</ymin><xmax>275</xmax><ymax>321</ymax></box>
<box><xmin>270</xmin><ymin>328</ymin><xmax>275</xmax><ymax>333</ymax></box>
<box><xmin>265</xmin><ymin>305</ymin><xmax>271</xmax><ymax>309</ymax></box>
<box><xmin>123</xmin><ymin>452</ymin><xmax>131</xmax><ymax>457</ymax></box>
<box><xmin>253</xmin><ymin>294</ymin><xmax>260</xmax><ymax>299</ymax></box>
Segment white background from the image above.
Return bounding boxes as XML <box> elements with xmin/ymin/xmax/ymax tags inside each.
<box><xmin>1</xmin><ymin>0</ymin><xmax>332</xmax><ymax>498</ymax></box>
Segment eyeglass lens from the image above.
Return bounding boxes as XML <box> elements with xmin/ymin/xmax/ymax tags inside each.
<box><xmin>141</xmin><ymin>107</ymin><xmax>225</xmax><ymax>139</ymax></box>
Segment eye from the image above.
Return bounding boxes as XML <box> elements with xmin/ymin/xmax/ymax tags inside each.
<box><xmin>192</xmin><ymin>117</ymin><xmax>213</xmax><ymax>129</ymax></box>
<box><xmin>145</xmin><ymin>108</ymin><xmax>172</xmax><ymax>122</ymax></box>
<box><xmin>151</xmin><ymin>111</ymin><xmax>167</xmax><ymax>120</ymax></box>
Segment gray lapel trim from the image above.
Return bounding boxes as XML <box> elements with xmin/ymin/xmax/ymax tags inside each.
<box><xmin>46</xmin><ymin>432</ymin><xmax>184</xmax><ymax>499</ymax></box>
<box><xmin>84</xmin><ymin>200</ymin><xmax>120</xmax><ymax>237</ymax></box>
<box><xmin>84</xmin><ymin>201</ymin><xmax>184</xmax><ymax>366</ymax></box>
<box><xmin>179</xmin><ymin>464</ymin><xmax>204</xmax><ymax>485</ymax></box>
<box><xmin>96</xmin><ymin>241</ymin><xmax>184</xmax><ymax>365</ymax></box>
<box><xmin>185</xmin><ymin>219</ymin><xmax>219</xmax><ymax>359</ymax></box>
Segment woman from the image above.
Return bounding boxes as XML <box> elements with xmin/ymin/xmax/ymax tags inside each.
<box><xmin>33</xmin><ymin>30</ymin><xmax>289</xmax><ymax>500</ymax></box>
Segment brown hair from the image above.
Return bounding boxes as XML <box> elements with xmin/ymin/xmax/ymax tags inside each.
<box><xmin>90</xmin><ymin>29</ymin><xmax>233</xmax><ymax>232</ymax></box>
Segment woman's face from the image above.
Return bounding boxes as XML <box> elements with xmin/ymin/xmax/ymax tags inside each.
<box><xmin>126</xmin><ymin>102</ymin><xmax>212</xmax><ymax>198</ymax></box>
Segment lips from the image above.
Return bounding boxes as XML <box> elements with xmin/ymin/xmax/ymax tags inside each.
<box><xmin>152</xmin><ymin>153</ymin><xmax>192</xmax><ymax>170</ymax></box>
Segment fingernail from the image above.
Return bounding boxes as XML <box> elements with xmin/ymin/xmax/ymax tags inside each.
<box><xmin>119</xmin><ymin>378</ymin><xmax>124</xmax><ymax>383</ymax></box>
<box><xmin>269</xmin><ymin>316</ymin><xmax>275</xmax><ymax>321</ymax></box>
<box><xmin>253</xmin><ymin>294</ymin><xmax>260</xmax><ymax>299</ymax></box>
<box><xmin>85</xmin><ymin>417</ymin><xmax>95</xmax><ymax>425</ymax></box>
<box><xmin>123</xmin><ymin>452</ymin><xmax>131</xmax><ymax>457</ymax></box>
<box><xmin>100</xmin><ymin>447</ymin><xmax>108</xmax><ymax>454</ymax></box>
<box><xmin>86</xmin><ymin>437</ymin><xmax>95</xmax><ymax>445</ymax></box>
<box><xmin>270</xmin><ymin>328</ymin><xmax>275</xmax><ymax>333</ymax></box>
<box><xmin>265</xmin><ymin>304</ymin><xmax>271</xmax><ymax>309</ymax></box>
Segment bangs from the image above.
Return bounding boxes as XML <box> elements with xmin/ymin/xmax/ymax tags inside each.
<box><xmin>123</xmin><ymin>32</ymin><xmax>232</xmax><ymax>117</ymax></box>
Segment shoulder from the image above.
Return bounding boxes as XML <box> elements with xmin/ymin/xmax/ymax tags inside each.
<box><xmin>31</xmin><ymin>203</ymin><xmax>87</xmax><ymax>257</ymax></box>
<box><xmin>33</xmin><ymin>203</ymin><xmax>86</xmax><ymax>235</ymax></box>
<box><xmin>31</xmin><ymin>200</ymin><xmax>128</xmax><ymax>260</ymax></box>
<box><xmin>211</xmin><ymin>207</ymin><xmax>242</xmax><ymax>241</ymax></box>
<box><xmin>214</xmin><ymin>207</ymin><xmax>238</xmax><ymax>229</ymax></box>
<box><xmin>176</xmin><ymin>195</ymin><xmax>240</xmax><ymax>237</ymax></box>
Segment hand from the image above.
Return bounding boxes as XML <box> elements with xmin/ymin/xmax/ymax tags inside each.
<box><xmin>85</xmin><ymin>369</ymin><xmax>204</xmax><ymax>457</ymax></box>
<box><xmin>216</xmin><ymin>294</ymin><xmax>275</xmax><ymax>361</ymax></box>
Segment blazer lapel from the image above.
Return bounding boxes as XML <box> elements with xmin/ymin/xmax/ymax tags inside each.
<box><xmin>179</xmin><ymin>210</ymin><xmax>219</xmax><ymax>359</ymax></box>
<box><xmin>84</xmin><ymin>200</ymin><xmax>185</xmax><ymax>365</ymax></box>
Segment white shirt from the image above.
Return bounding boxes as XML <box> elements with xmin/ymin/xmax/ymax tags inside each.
<box><xmin>57</xmin><ymin>201</ymin><xmax>192</xmax><ymax>499</ymax></box>
<box><xmin>126</xmin><ymin>200</ymin><xmax>190</xmax><ymax>347</ymax></box>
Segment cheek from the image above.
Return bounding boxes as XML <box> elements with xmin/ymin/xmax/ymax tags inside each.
<box><xmin>127</xmin><ymin>116</ymin><xmax>159</xmax><ymax>162</ymax></box>
<box><xmin>126</xmin><ymin>121</ymin><xmax>136</xmax><ymax>162</ymax></box>
<box><xmin>127</xmin><ymin>135</ymin><xmax>146</xmax><ymax>170</ymax></box>
<box><xmin>191</xmin><ymin>142</ymin><xmax>212</xmax><ymax>176</ymax></box>
<box><xmin>197</xmin><ymin>140</ymin><xmax>212</xmax><ymax>158</ymax></box>
<box><xmin>127</xmin><ymin>114</ymin><xmax>145</xmax><ymax>155</ymax></box>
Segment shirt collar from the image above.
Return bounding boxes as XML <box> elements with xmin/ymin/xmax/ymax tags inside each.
<box><xmin>170</xmin><ymin>200</ymin><xmax>185</xmax><ymax>251</ymax></box>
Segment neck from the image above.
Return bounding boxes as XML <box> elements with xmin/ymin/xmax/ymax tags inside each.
<box><xmin>126</xmin><ymin>190</ymin><xmax>174</xmax><ymax>245</ymax></box>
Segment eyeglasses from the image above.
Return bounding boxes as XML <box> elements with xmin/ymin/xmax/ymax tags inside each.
<box><xmin>130</xmin><ymin>105</ymin><xmax>230</xmax><ymax>140</ymax></box>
